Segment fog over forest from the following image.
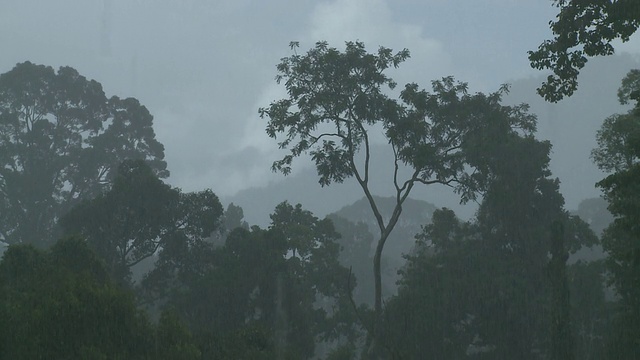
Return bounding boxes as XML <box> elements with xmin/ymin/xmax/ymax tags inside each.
<box><xmin>1</xmin><ymin>1</ymin><xmax>639</xmax><ymax>359</ymax></box>
<box><xmin>3</xmin><ymin>0</ymin><xmax>638</xmax><ymax>198</ymax></box>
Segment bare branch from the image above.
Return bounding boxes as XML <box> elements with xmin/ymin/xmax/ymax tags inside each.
<box><xmin>413</xmin><ymin>177</ymin><xmax>457</xmax><ymax>187</ymax></box>
<box><xmin>309</xmin><ymin>132</ymin><xmax>346</xmax><ymax>145</ymax></box>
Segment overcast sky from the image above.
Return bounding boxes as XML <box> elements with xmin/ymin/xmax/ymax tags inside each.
<box><xmin>2</xmin><ymin>0</ymin><xmax>640</xmax><ymax>199</ymax></box>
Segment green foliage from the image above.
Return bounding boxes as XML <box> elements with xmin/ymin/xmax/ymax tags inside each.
<box><xmin>592</xmin><ymin>115</ymin><xmax>640</xmax><ymax>174</ymax></box>
<box><xmin>386</xmin><ymin>132</ymin><xmax>600</xmax><ymax>358</ymax></box>
<box><xmin>387</xmin><ymin>209</ymin><xmax>482</xmax><ymax>359</ymax></box>
<box><xmin>567</xmin><ymin>260</ymin><xmax>609</xmax><ymax>360</ymax></box>
<box><xmin>329</xmin><ymin>195</ymin><xmax>437</xmax><ymax>307</ymax></box>
<box><xmin>325</xmin><ymin>343</ymin><xmax>357</xmax><ymax>360</ymax></box>
<box><xmin>196</xmin><ymin>325</ymin><xmax>274</xmax><ymax>360</ymax></box>
<box><xmin>261</xmin><ymin>41</ymin><xmax>536</xmax><ymax>201</ymax></box>
<box><xmin>61</xmin><ymin>160</ymin><xmax>223</xmax><ymax>285</ymax></box>
<box><xmin>154</xmin><ymin>310</ymin><xmax>202</xmax><ymax>359</ymax></box>
<box><xmin>548</xmin><ymin>222</ymin><xmax>574</xmax><ymax>360</ymax></box>
<box><xmin>261</xmin><ymin>41</ymin><xmax>408</xmax><ymax>184</ymax></box>
<box><xmin>529</xmin><ymin>1</ymin><xmax>640</xmax><ymax>101</ymax></box>
<box><xmin>142</xmin><ymin>202</ymin><xmax>354</xmax><ymax>359</ymax></box>
<box><xmin>0</xmin><ymin>237</ymin><xmax>151</xmax><ymax>359</ymax></box>
<box><xmin>261</xmin><ymin>42</ymin><xmax>540</xmax><ymax>355</ymax></box>
<box><xmin>0</xmin><ymin>237</ymin><xmax>206</xmax><ymax>360</ymax></box>
<box><xmin>0</xmin><ymin>62</ymin><xmax>167</xmax><ymax>247</ymax></box>
<box><xmin>591</xmin><ymin>70</ymin><xmax>640</xmax><ymax>358</ymax></box>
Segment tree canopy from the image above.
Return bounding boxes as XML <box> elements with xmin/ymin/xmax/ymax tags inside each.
<box><xmin>261</xmin><ymin>40</ymin><xmax>540</xmax><ymax>358</ymax></box>
<box><xmin>0</xmin><ymin>237</ymin><xmax>201</xmax><ymax>359</ymax></box>
<box><xmin>529</xmin><ymin>1</ymin><xmax>640</xmax><ymax>101</ymax></box>
<box><xmin>141</xmin><ymin>201</ymin><xmax>355</xmax><ymax>359</ymax></box>
<box><xmin>0</xmin><ymin>62</ymin><xmax>167</xmax><ymax>247</ymax></box>
<box><xmin>592</xmin><ymin>69</ymin><xmax>640</xmax><ymax>358</ymax></box>
<box><xmin>385</xmin><ymin>132</ymin><xmax>598</xmax><ymax>359</ymax></box>
<box><xmin>61</xmin><ymin>160</ymin><xmax>223</xmax><ymax>285</ymax></box>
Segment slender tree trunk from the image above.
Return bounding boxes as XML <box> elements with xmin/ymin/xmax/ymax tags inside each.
<box><xmin>367</xmin><ymin>228</ymin><xmax>395</xmax><ymax>359</ymax></box>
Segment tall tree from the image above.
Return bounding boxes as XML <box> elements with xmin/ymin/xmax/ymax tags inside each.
<box><xmin>0</xmin><ymin>62</ymin><xmax>167</xmax><ymax>247</ymax></box>
<box><xmin>592</xmin><ymin>69</ymin><xmax>640</xmax><ymax>358</ymax></box>
<box><xmin>468</xmin><ymin>127</ymin><xmax>596</xmax><ymax>359</ymax></box>
<box><xmin>386</xmin><ymin>208</ymin><xmax>482</xmax><ymax>359</ymax></box>
<box><xmin>61</xmin><ymin>160</ymin><xmax>222</xmax><ymax>285</ymax></box>
<box><xmin>260</xmin><ymin>41</ymin><xmax>537</xmax><ymax>356</ymax></box>
<box><xmin>529</xmin><ymin>1</ymin><xmax>640</xmax><ymax>101</ymax></box>
<box><xmin>386</xmin><ymin>130</ymin><xmax>598</xmax><ymax>358</ymax></box>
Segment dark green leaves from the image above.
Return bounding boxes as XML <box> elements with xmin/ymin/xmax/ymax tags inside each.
<box><xmin>0</xmin><ymin>238</ymin><xmax>151</xmax><ymax>359</ymax></box>
<box><xmin>260</xmin><ymin>41</ymin><xmax>409</xmax><ymax>186</ymax></box>
<box><xmin>529</xmin><ymin>0</ymin><xmax>640</xmax><ymax>101</ymax></box>
<box><xmin>61</xmin><ymin>160</ymin><xmax>223</xmax><ymax>284</ymax></box>
<box><xmin>592</xmin><ymin>70</ymin><xmax>640</xmax><ymax>174</ymax></box>
<box><xmin>0</xmin><ymin>62</ymin><xmax>167</xmax><ymax>247</ymax></box>
<box><xmin>590</xmin><ymin>70</ymin><xmax>640</xmax><ymax>357</ymax></box>
<box><xmin>262</xmin><ymin>42</ymin><xmax>537</xmax><ymax>197</ymax></box>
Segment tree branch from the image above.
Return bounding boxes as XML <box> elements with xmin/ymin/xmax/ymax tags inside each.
<box><xmin>308</xmin><ymin>132</ymin><xmax>347</xmax><ymax>146</ymax></box>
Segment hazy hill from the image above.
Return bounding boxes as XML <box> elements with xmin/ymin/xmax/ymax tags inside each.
<box><xmin>331</xmin><ymin>195</ymin><xmax>436</xmax><ymax>261</ymax></box>
<box><xmin>328</xmin><ymin>196</ymin><xmax>438</xmax><ymax>304</ymax></box>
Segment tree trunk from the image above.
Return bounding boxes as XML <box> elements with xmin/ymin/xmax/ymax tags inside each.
<box><xmin>367</xmin><ymin>230</ymin><xmax>392</xmax><ymax>359</ymax></box>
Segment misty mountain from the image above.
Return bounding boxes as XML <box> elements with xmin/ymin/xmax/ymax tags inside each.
<box><xmin>327</xmin><ymin>195</ymin><xmax>438</xmax><ymax>305</ymax></box>
<box><xmin>331</xmin><ymin>195</ymin><xmax>436</xmax><ymax>261</ymax></box>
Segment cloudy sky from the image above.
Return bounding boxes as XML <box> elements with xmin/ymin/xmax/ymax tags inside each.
<box><xmin>2</xmin><ymin>0</ymin><xmax>640</xmax><ymax>199</ymax></box>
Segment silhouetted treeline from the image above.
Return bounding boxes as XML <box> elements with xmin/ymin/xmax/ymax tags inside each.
<box><xmin>1</xmin><ymin>53</ymin><xmax>638</xmax><ymax>359</ymax></box>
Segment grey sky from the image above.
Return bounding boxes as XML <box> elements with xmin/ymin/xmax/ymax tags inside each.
<box><xmin>2</xmin><ymin>0</ymin><xmax>639</xmax><ymax>203</ymax></box>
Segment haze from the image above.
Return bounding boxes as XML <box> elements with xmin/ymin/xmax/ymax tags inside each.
<box><xmin>5</xmin><ymin>0</ymin><xmax>638</xmax><ymax>212</ymax></box>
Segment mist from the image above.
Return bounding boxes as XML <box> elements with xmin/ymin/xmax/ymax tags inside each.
<box><xmin>1</xmin><ymin>0</ymin><xmax>639</xmax><ymax>358</ymax></box>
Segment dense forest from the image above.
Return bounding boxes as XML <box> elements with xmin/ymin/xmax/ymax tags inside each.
<box><xmin>1</xmin><ymin>1</ymin><xmax>639</xmax><ymax>359</ymax></box>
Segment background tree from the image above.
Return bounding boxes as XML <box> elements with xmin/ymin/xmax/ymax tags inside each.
<box><xmin>573</xmin><ymin>197</ymin><xmax>614</xmax><ymax>237</ymax></box>
<box><xmin>327</xmin><ymin>214</ymin><xmax>376</xmax><ymax>306</ymax></box>
<box><xmin>464</xmin><ymin>126</ymin><xmax>596</xmax><ymax>359</ymax></box>
<box><xmin>0</xmin><ymin>62</ymin><xmax>167</xmax><ymax>247</ymax></box>
<box><xmin>385</xmin><ymin>131</ymin><xmax>598</xmax><ymax>359</ymax></box>
<box><xmin>568</xmin><ymin>259</ymin><xmax>609</xmax><ymax>360</ymax></box>
<box><xmin>260</xmin><ymin>40</ymin><xmax>538</xmax><ymax>356</ymax></box>
<box><xmin>223</xmin><ymin>203</ymin><xmax>250</xmax><ymax>233</ymax></box>
<box><xmin>385</xmin><ymin>208</ymin><xmax>481</xmax><ymax>359</ymax></box>
<box><xmin>0</xmin><ymin>238</ymin><xmax>145</xmax><ymax>359</ymax></box>
<box><xmin>143</xmin><ymin>202</ymin><xmax>354</xmax><ymax>359</ymax></box>
<box><xmin>0</xmin><ymin>237</ymin><xmax>202</xmax><ymax>360</ymax></box>
<box><xmin>529</xmin><ymin>1</ymin><xmax>640</xmax><ymax>101</ymax></box>
<box><xmin>592</xmin><ymin>69</ymin><xmax>640</xmax><ymax>358</ymax></box>
<box><xmin>61</xmin><ymin>160</ymin><xmax>223</xmax><ymax>285</ymax></box>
